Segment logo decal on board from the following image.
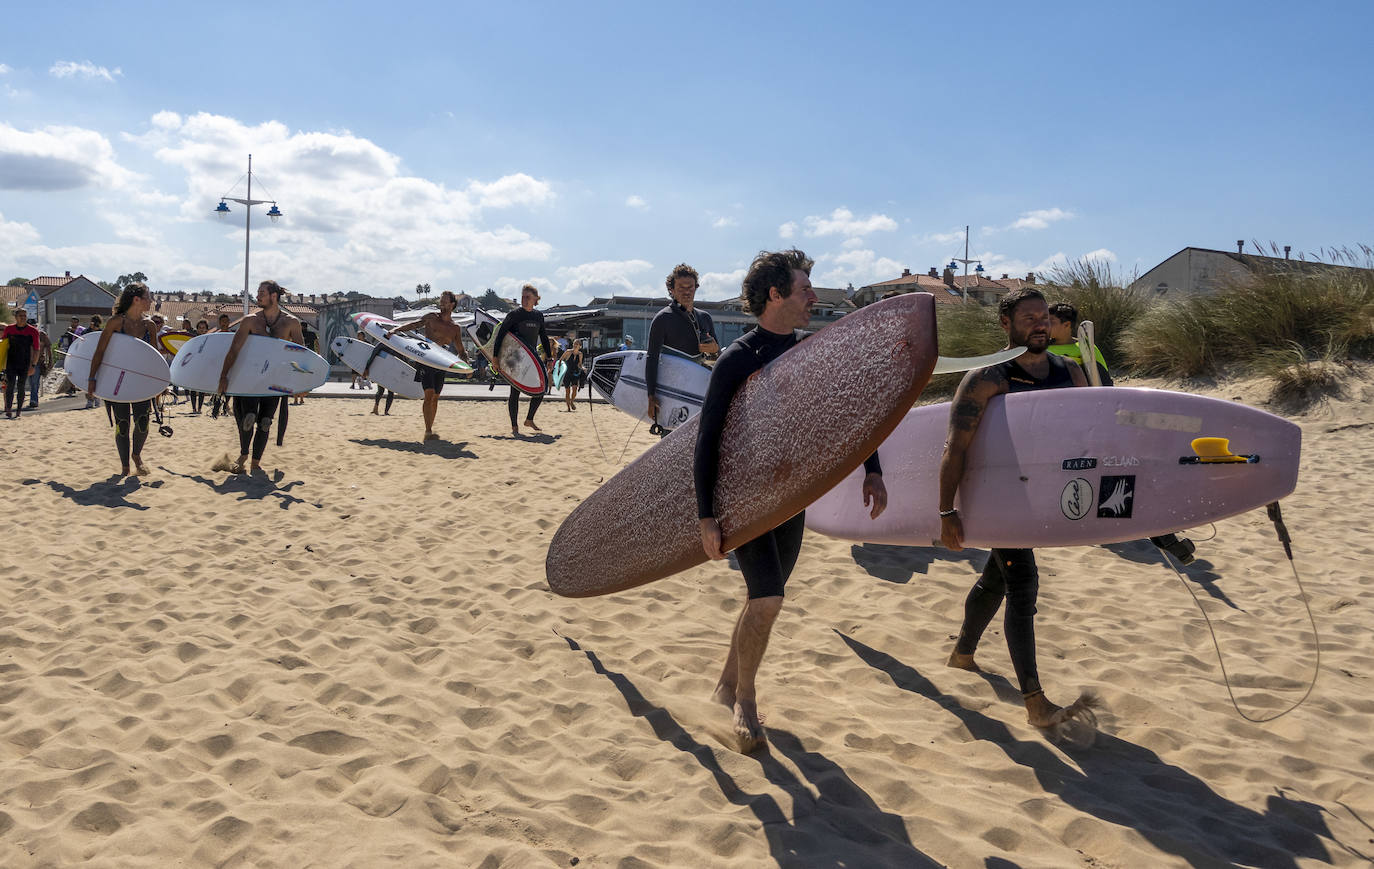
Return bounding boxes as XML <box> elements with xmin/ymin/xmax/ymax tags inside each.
<box><xmin>1098</xmin><ymin>475</ymin><xmax>1136</xmax><ymax>518</ymax></box>
<box><xmin>1062</xmin><ymin>458</ymin><xmax>1097</xmax><ymax>471</ymax></box>
<box><xmin>1060</xmin><ymin>478</ymin><xmax>1094</xmax><ymax>520</ymax></box>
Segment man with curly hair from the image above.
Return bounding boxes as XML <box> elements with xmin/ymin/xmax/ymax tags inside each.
<box><xmin>695</xmin><ymin>249</ymin><xmax>886</xmax><ymax>751</ymax></box>
<box><xmin>645</xmin><ymin>263</ymin><xmax>719</xmax><ymax>429</ymax></box>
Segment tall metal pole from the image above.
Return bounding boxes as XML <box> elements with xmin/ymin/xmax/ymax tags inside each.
<box><xmin>963</xmin><ymin>225</ymin><xmax>970</xmax><ymax>303</ymax></box>
<box><xmin>243</xmin><ymin>154</ymin><xmax>253</xmax><ymax>316</ymax></box>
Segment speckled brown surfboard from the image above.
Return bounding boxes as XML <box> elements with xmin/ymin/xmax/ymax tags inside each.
<box><xmin>546</xmin><ymin>292</ymin><xmax>938</xmax><ymax>597</ymax></box>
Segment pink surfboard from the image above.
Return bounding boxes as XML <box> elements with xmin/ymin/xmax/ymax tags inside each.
<box><xmin>546</xmin><ymin>292</ymin><xmax>939</xmax><ymax>597</ymax></box>
<box><xmin>805</xmin><ymin>388</ymin><xmax>1301</xmax><ymax>548</ymax></box>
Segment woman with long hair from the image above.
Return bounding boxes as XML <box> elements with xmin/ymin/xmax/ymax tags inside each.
<box><xmin>85</xmin><ymin>283</ymin><xmax>158</xmax><ymax>475</ymax></box>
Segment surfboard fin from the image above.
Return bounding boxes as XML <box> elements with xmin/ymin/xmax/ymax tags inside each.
<box><xmin>932</xmin><ymin>347</ymin><xmax>1026</xmax><ymax>375</ymax></box>
<box><xmin>1180</xmin><ymin>437</ymin><xmax>1259</xmax><ymax>464</ymax></box>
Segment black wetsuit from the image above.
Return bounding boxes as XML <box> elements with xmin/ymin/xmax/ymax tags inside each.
<box><xmin>953</xmin><ymin>352</ymin><xmax>1073</xmax><ymax>697</ymax></box>
<box><xmin>494</xmin><ymin>308</ymin><xmax>550</xmax><ymax>428</ymax></box>
<box><xmin>562</xmin><ymin>350</ymin><xmax>583</xmax><ymax>383</ymax></box>
<box><xmin>695</xmin><ymin>326</ymin><xmax>880</xmax><ymax>599</ymax></box>
<box><xmin>646</xmin><ymin>301</ymin><xmax>716</xmax><ymax>400</ymax></box>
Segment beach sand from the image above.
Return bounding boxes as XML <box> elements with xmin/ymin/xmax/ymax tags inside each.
<box><xmin>1</xmin><ymin>375</ymin><xmax>1372</xmax><ymax>868</ymax></box>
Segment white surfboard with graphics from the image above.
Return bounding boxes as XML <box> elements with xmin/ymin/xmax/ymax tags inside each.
<box><xmin>63</xmin><ymin>332</ymin><xmax>172</xmax><ymax>402</ymax></box>
<box><xmin>331</xmin><ymin>336</ymin><xmax>423</xmax><ymax>400</ymax></box>
<box><xmin>170</xmin><ymin>332</ymin><xmax>329</xmax><ymax>397</ymax></box>
<box><xmin>351</xmin><ymin>312</ymin><xmax>472</xmax><ymax>374</ymax></box>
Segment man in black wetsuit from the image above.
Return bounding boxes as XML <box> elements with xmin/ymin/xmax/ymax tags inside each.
<box><xmin>493</xmin><ymin>284</ymin><xmax>556</xmax><ymax>437</ymax></box>
<box><xmin>217</xmin><ymin>280</ymin><xmax>304</xmax><ymax>474</ymax></box>
<box><xmin>646</xmin><ymin>263</ymin><xmax>719</xmax><ymax>431</ymax></box>
<box><xmin>939</xmin><ymin>288</ymin><xmax>1092</xmax><ymax>729</ymax></box>
<box><xmin>696</xmin><ymin>248</ymin><xmax>887</xmax><ymax>752</ymax></box>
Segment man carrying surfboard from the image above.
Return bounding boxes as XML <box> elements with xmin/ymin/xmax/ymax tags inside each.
<box><xmin>939</xmin><ymin>288</ymin><xmax>1097</xmax><ymax>730</ymax></box>
<box><xmin>492</xmin><ymin>284</ymin><xmax>556</xmax><ymax>438</ymax></box>
<box><xmin>697</xmin><ymin>249</ymin><xmax>887</xmax><ymax>752</ymax></box>
<box><xmin>217</xmin><ymin>280</ymin><xmax>304</xmax><ymax>474</ymax></box>
<box><xmin>646</xmin><ymin>263</ymin><xmax>719</xmax><ymax>430</ymax></box>
<box><xmin>384</xmin><ymin>290</ymin><xmax>472</xmax><ymax>442</ymax></box>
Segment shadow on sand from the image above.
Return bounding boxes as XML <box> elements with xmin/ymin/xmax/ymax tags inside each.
<box><xmin>37</xmin><ymin>475</ymin><xmax>161</xmax><ymax>510</ymax></box>
<box><xmin>161</xmin><ymin>466</ymin><xmax>318</xmax><ymax>511</ymax></box>
<box><xmin>349</xmin><ymin>437</ymin><xmax>477</xmax><ymax>460</ymax></box>
<box><xmin>479</xmin><ymin>432</ymin><xmax>560</xmax><ymax>444</ymax></box>
<box><xmin>849</xmin><ymin>542</ymin><xmax>987</xmax><ymax>584</ymax></box>
<box><xmin>1101</xmin><ymin>539</ymin><xmax>1236</xmax><ymax>610</ymax></box>
<box><xmin>836</xmin><ymin>631</ymin><xmax>1347</xmax><ymax>867</ymax></box>
<box><xmin>562</xmin><ymin>634</ymin><xmax>939</xmax><ymax>868</ymax></box>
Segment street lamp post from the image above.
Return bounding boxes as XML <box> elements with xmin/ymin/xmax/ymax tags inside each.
<box><xmin>948</xmin><ymin>225</ymin><xmax>982</xmax><ymax>304</ymax></box>
<box><xmin>214</xmin><ymin>154</ymin><xmax>282</xmax><ymax>315</ymax></box>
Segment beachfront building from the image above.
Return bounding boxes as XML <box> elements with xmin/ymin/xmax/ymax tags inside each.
<box><xmin>1130</xmin><ymin>244</ymin><xmax>1374</xmax><ymax>298</ymax></box>
<box><xmin>853</xmin><ymin>267</ymin><xmax>1038</xmax><ymax>307</ymax></box>
<box><xmin>545</xmin><ymin>290</ymin><xmax>852</xmax><ymax>354</ymax></box>
<box><xmin>3</xmin><ymin>273</ymin><xmax>115</xmax><ymax>341</ymax></box>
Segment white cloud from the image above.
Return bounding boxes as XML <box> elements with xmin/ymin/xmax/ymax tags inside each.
<box><xmin>625</xmin><ymin>194</ymin><xmax>648</xmax><ymax>210</ymax></box>
<box><xmin>801</xmin><ymin>207</ymin><xmax>897</xmax><ymax>239</ymax></box>
<box><xmin>0</xmin><ymin>122</ymin><xmax>150</xmax><ymax>193</ymax></box>
<box><xmin>50</xmin><ymin>60</ymin><xmax>122</xmax><ymax>82</ymax></box>
<box><xmin>697</xmin><ymin>267</ymin><xmax>746</xmax><ymax>301</ymax></box>
<box><xmin>555</xmin><ymin>258</ymin><xmax>654</xmax><ymax>298</ymax></box>
<box><xmin>778</xmin><ymin>221</ymin><xmax>797</xmax><ymax>239</ymax></box>
<box><xmin>711</xmin><ymin>216</ymin><xmax>736</xmax><ymax>229</ymax></box>
<box><xmin>1010</xmin><ymin>207</ymin><xmax>1073</xmax><ymax>231</ymax></box>
<box><xmin>919</xmin><ymin>228</ymin><xmax>966</xmax><ymax>246</ymax></box>
<box><xmin>984</xmin><ymin>207</ymin><xmax>1075</xmax><ymax>234</ymax></box>
<box><xmin>0</xmin><ymin>64</ymin><xmax>11</xmax><ymax>75</ymax></box>
<box><xmin>469</xmin><ymin>173</ymin><xmax>554</xmax><ymax>209</ymax></box>
<box><xmin>139</xmin><ymin>112</ymin><xmax>556</xmax><ymax>291</ymax></box>
<box><xmin>815</xmin><ymin>248</ymin><xmax>905</xmax><ymax>288</ymax></box>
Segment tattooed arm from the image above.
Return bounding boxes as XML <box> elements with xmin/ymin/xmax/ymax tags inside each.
<box><xmin>937</xmin><ymin>365</ymin><xmax>1009</xmax><ymax>550</ymax></box>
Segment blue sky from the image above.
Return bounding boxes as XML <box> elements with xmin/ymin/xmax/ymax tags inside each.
<box><xmin>2</xmin><ymin>1</ymin><xmax>1372</xmax><ymax>305</ymax></box>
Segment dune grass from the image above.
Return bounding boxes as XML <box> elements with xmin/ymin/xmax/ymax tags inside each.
<box><xmin>1120</xmin><ymin>245</ymin><xmax>1374</xmax><ymax>383</ymax></box>
<box><xmin>1041</xmin><ymin>258</ymin><xmax>1151</xmax><ymax>366</ymax></box>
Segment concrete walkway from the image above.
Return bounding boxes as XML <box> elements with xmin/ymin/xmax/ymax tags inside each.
<box><xmin>8</xmin><ymin>379</ymin><xmax>605</xmax><ymax>417</ymax></box>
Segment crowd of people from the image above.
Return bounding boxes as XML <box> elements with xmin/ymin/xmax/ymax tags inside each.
<box><xmin>16</xmin><ymin>253</ymin><xmax>1183</xmax><ymax>753</ymax></box>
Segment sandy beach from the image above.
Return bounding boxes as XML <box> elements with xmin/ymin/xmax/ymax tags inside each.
<box><xmin>1</xmin><ymin>373</ymin><xmax>1371</xmax><ymax>868</ymax></box>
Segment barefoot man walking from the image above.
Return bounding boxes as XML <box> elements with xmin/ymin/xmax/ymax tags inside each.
<box><xmin>696</xmin><ymin>249</ymin><xmax>886</xmax><ymax>751</ymax></box>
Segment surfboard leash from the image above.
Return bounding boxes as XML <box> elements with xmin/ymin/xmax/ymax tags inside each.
<box><xmin>1169</xmin><ymin>499</ymin><xmax>1320</xmax><ymax>723</ymax></box>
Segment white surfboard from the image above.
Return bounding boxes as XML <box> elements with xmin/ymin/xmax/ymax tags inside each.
<box><xmin>933</xmin><ymin>347</ymin><xmax>1026</xmax><ymax>376</ymax></box>
<box><xmin>62</xmin><ymin>332</ymin><xmax>172</xmax><ymax>402</ymax></box>
<box><xmin>1077</xmin><ymin>321</ymin><xmax>1103</xmax><ymax>387</ymax></box>
<box><xmin>170</xmin><ymin>332</ymin><xmax>329</xmax><ymax>397</ymax></box>
<box><xmin>331</xmin><ymin>336</ymin><xmax>424</xmax><ymax>400</ymax></box>
<box><xmin>351</xmin><ymin>312</ymin><xmax>473</xmax><ymax>375</ymax></box>
<box><xmin>465</xmin><ymin>309</ymin><xmax>546</xmax><ymax>395</ymax></box>
<box><xmin>588</xmin><ymin>347</ymin><xmax>711</xmax><ymax>431</ymax></box>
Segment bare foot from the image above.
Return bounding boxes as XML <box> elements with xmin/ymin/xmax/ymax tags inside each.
<box><xmin>423</xmin><ymin>431</ymin><xmax>440</xmax><ymax>442</ymax></box>
<box><xmin>132</xmin><ymin>458</ymin><xmax>150</xmax><ymax>475</ymax></box>
<box><xmin>511</xmin><ymin>428</ymin><xmax>520</xmax><ymax>438</ymax></box>
<box><xmin>946</xmin><ymin>650</ymin><xmax>981</xmax><ymax>672</ymax></box>
<box><xmin>732</xmin><ymin>700</ymin><xmax>767</xmax><ymax>753</ymax></box>
<box><xmin>228</xmin><ymin>458</ymin><xmax>248</xmax><ymax>475</ymax></box>
<box><xmin>120</xmin><ymin>465</ymin><xmax>131</xmax><ymax>477</ymax></box>
<box><xmin>250</xmin><ymin>463</ymin><xmax>265</xmax><ymax>474</ymax></box>
<box><xmin>523</xmin><ymin>419</ymin><xmax>541</xmax><ymax>432</ymax></box>
<box><xmin>371</xmin><ymin>408</ymin><xmax>379</xmax><ymax>415</ymax></box>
